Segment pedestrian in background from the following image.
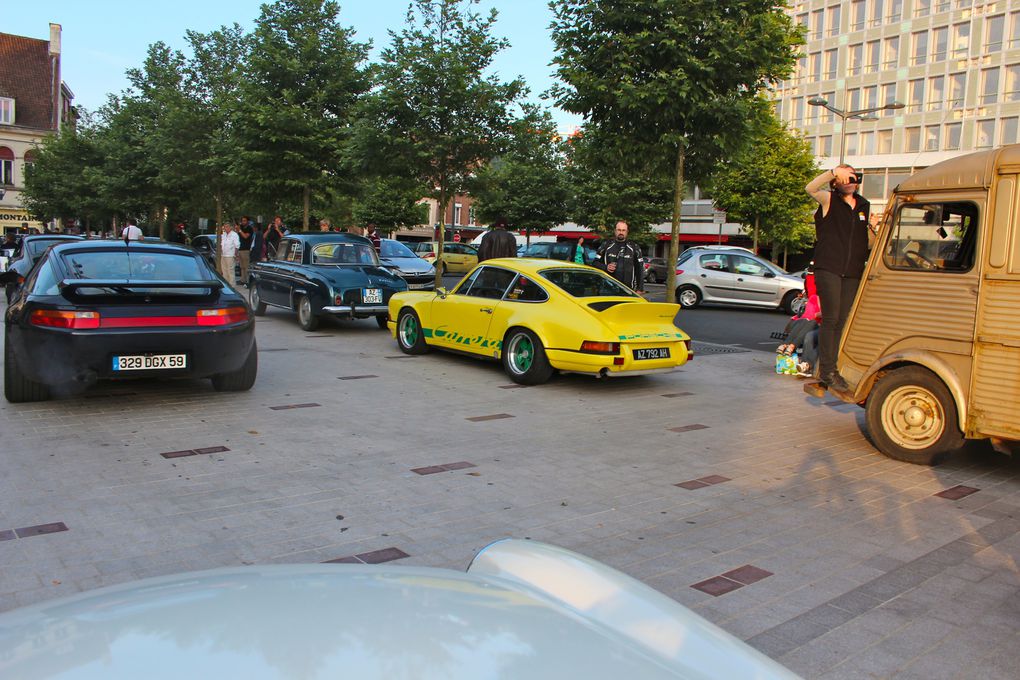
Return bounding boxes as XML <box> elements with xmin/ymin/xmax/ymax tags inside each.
<box><xmin>265</xmin><ymin>217</ymin><xmax>284</xmax><ymax>259</ymax></box>
<box><xmin>170</xmin><ymin>223</ymin><xmax>188</xmax><ymax>245</ymax></box>
<box><xmin>319</xmin><ymin>219</ymin><xmax>331</xmax><ymax>232</ymax></box>
<box><xmin>238</xmin><ymin>216</ymin><xmax>254</xmax><ymax>284</ymax></box>
<box><xmin>804</xmin><ymin>164</ymin><xmax>870</xmax><ymax>397</ymax></box>
<box><xmin>219</xmin><ymin>222</ymin><xmax>240</xmax><ymax>286</ymax></box>
<box><xmin>365</xmin><ymin>223</ymin><xmax>381</xmax><ymax>252</ymax></box>
<box><xmin>121</xmin><ymin>218</ymin><xmax>143</xmax><ymax>241</ymax></box>
<box><xmin>477</xmin><ymin>216</ymin><xmax>517</xmax><ymax>262</ymax></box>
<box><xmin>596</xmin><ymin>221</ymin><xmax>644</xmax><ymax>293</ymax></box>
<box><xmin>573</xmin><ymin>236</ymin><xmax>587</xmax><ymax>264</ymax></box>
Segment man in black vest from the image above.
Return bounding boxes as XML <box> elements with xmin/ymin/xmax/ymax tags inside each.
<box><xmin>596</xmin><ymin>221</ymin><xmax>644</xmax><ymax>294</ymax></box>
<box><xmin>804</xmin><ymin>164</ymin><xmax>871</xmax><ymax>397</ymax></box>
<box><xmin>477</xmin><ymin>216</ymin><xmax>517</xmax><ymax>262</ymax></box>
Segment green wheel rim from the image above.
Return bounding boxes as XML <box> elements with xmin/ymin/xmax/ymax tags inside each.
<box><xmin>400</xmin><ymin>314</ymin><xmax>419</xmax><ymax>347</ymax></box>
<box><xmin>509</xmin><ymin>334</ymin><xmax>534</xmax><ymax>374</ymax></box>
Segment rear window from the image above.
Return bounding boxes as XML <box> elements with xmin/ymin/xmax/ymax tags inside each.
<box><xmin>311</xmin><ymin>242</ymin><xmax>379</xmax><ymax>265</ymax></box>
<box><xmin>28</xmin><ymin>238</ymin><xmax>75</xmax><ymax>259</ymax></box>
<box><xmin>540</xmin><ymin>269</ymin><xmax>638</xmax><ymax>297</ymax></box>
<box><xmin>61</xmin><ymin>250</ymin><xmax>213</xmax><ymax>296</ymax></box>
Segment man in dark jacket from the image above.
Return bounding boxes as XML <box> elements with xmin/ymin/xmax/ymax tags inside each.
<box><xmin>596</xmin><ymin>221</ymin><xmax>644</xmax><ymax>293</ymax></box>
<box><xmin>477</xmin><ymin>217</ymin><xmax>517</xmax><ymax>262</ymax></box>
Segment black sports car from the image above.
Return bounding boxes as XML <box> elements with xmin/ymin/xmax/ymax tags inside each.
<box><xmin>378</xmin><ymin>238</ymin><xmax>436</xmax><ymax>290</ymax></box>
<box><xmin>4</xmin><ymin>240</ymin><xmax>256</xmax><ymax>402</ymax></box>
<box><xmin>2</xmin><ymin>234</ymin><xmax>84</xmax><ymax>303</ymax></box>
<box><xmin>249</xmin><ymin>232</ymin><xmax>407</xmax><ymax>331</ymax></box>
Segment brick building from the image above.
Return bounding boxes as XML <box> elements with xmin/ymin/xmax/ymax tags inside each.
<box><xmin>0</xmin><ymin>24</ymin><xmax>74</xmax><ymax>233</ymax></box>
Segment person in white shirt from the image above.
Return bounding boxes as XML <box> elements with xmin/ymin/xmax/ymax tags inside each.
<box><xmin>121</xmin><ymin>219</ymin><xmax>143</xmax><ymax>241</ymax></box>
<box><xmin>219</xmin><ymin>222</ymin><xmax>241</xmax><ymax>286</ymax></box>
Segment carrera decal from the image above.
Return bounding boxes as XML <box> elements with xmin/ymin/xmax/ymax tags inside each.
<box><xmin>428</xmin><ymin>326</ymin><xmax>503</xmax><ymax>349</ymax></box>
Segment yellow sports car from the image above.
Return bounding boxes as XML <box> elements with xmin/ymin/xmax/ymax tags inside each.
<box><xmin>387</xmin><ymin>258</ymin><xmax>693</xmax><ymax>384</ymax></box>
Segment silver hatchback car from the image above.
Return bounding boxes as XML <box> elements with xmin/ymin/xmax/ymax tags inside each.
<box><xmin>675</xmin><ymin>246</ymin><xmax>805</xmax><ymax>314</ymax></box>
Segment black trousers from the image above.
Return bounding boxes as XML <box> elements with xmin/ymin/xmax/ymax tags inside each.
<box><xmin>814</xmin><ymin>269</ymin><xmax>861</xmax><ymax>382</ymax></box>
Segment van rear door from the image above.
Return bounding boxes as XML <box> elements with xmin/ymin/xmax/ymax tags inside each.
<box><xmin>969</xmin><ymin>172</ymin><xmax>1020</xmax><ymax>439</ymax></box>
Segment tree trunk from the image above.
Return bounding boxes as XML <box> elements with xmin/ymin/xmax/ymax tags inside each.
<box><xmin>159</xmin><ymin>205</ymin><xmax>168</xmax><ymax>241</ymax></box>
<box><xmin>665</xmin><ymin>142</ymin><xmax>685</xmax><ymax>305</ymax></box>
<box><xmin>433</xmin><ymin>182</ymin><xmax>448</xmax><ymax>289</ymax></box>
<box><xmin>783</xmin><ymin>244</ymin><xmax>789</xmax><ymax>269</ymax></box>
<box><xmin>753</xmin><ymin>215</ymin><xmax>760</xmax><ymax>254</ymax></box>
<box><xmin>303</xmin><ymin>185</ymin><xmax>311</xmax><ymax>230</ymax></box>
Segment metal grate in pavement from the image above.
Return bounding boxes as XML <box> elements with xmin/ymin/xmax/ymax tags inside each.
<box><xmin>691</xmin><ymin>341</ymin><xmax>749</xmax><ymax>355</ymax></box>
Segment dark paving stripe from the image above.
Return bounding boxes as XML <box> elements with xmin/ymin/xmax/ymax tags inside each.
<box><xmin>411</xmin><ymin>465</ymin><xmax>447</xmax><ymax>476</ymax></box>
<box><xmin>356</xmin><ymin>547</ymin><xmax>410</xmax><ymax>564</ymax></box>
<box><xmin>304</xmin><ymin>335</ymin><xmax>332</xmax><ymax>338</ymax></box>
<box><xmin>269</xmin><ymin>403</ymin><xmax>322</xmax><ymax>410</ymax></box>
<box><xmin>337</xmin><ymin>375</ymin><xmax>379</xmax><ymax>380</ymax></box>
<box><xmin>441</xmin><ymin>461</ymin><xmax>477</xmax><ymax>471</ymax></box>
<box><xmin>466</xmin><ymin>413</ymin><xmax>515</xmax><ymax>422</ymax></box>
<box><xmin>259</xmin><ymin>348</ymin><xmax>290</xmax><ymax>352</ymax></box>
<box><xmin>323</xmin><ymin>556</ymin><xmax>362</xmax><ymax>564</ymax></box>
<box><xmin>722</xmin><ymin>564</ymin><xmax>773</xmax><ymax>585</ymax></box>
<box><xmin>194</xmin><ymin>446</ymin><xmax>230</xmax><ymax>454</ymax></box>
<box><xmin>160</xmin><ymin>450</ymin><xmax>196</xmax><ymax>459</ymax></box>
<box><xmin>661</xmin><ymin>392</ymin><xmax>694</xmax><ymax>398</ymax></box>
<box><xmin>499</xmin><ymin>384</ymin><xmax>528</xmax><ymax>389</ymax></box>
<box><xmin>83</xmin><ymin>391</ymin><xmax>138</xmax><ymax>399</ymax></box>
<box><xmin>0</xmin><ymin>529</ymin><xmax>15</xmax><ymax>541</ymax></box>
<box><xmin>669</xmin><ymin>424</ymin><xmax>709</xmax><ymax>433</ymax></box>
<box><xmin>747</xmin><ymin>516</ymin><xmax>1020</xmax><ymax>656</ymax></box>
<box><xmin>935</xmin><ymin>485</ymin><xmax>980</xmax><ymax>500</ymax></box>
<box><xmin>697</xmin><ymin>475</ymin><xmax>731</xmax><ymax>485</ymax></box>
<box><xmin>675</xmin><ymin>480</ymin><xmax>711</xmax><ymax>490</ymax></box>
<box><xmin>691</xmin><ymin>575</ymin><xmax>743</xmax><ymax>596</ymax></box>
<box><xmin>14</xmin><ymin>522</ymin><xmax>68</xmax><ymax>538</ymax></box>
<box><xmin>385</xmin><ymin>355</ymin><xmax>417</xmax><ymax>359</ymax></box>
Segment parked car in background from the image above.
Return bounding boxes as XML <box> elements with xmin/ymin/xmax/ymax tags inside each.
<box><xmin>4</xmin><ymin>240</ymin><xmax>256</xmax><ymax>402</ymax></box>
<box><xmin>389</xmin><ymin>258</ymin><xmax>692</xmax><ymax>385</ymax></box>
<box><xmin>522</xmin><ymin>241</ymin><xmax>598</xmax><ymax>265</ymax></box>
<box><xmin>411</xmin><ymin>241</ymin><xmax>479</xmax><ymax>274</ymax></box>
<box><xmin>0</xmin><ymin>539</ymin><xmax>797</xmax><ymax>679</ymax></box>
<box><xmin>249</xmin><ymin>232</ymin><xmax>407</xmax><ymax>331</ymax></box>
<box><xmin>1</xmin><ymin>234</ymin><xmax>83</xmax><ymax>303</ymax></box>
<box><xmin>378</xmin><ymin>239</ymin><xmax>436</xmax><ymax>290</ymax></box>
<box><xmin>644</xmin><ymin>257</ymin><xmax>669</xmax><ymax>283</ymax></box>
<box><xmin>674</xmin><ymin>246</ymin><xmax>804</xmax><ymax>314</ymax></box>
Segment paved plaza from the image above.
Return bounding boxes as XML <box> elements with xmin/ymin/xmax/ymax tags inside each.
<box><xmin>2</xmin><ymin>307</ymin><xmax>1019</xmax><ymax>679</ymax></box>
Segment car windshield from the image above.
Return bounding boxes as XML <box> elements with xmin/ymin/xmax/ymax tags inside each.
<box><xmin>380</xmin><ymin>240</ymin><xmax>415</xmax><ymax>258</ymax></box>
<box><xmin>310</xmin><ymin>242</ymin><xmax>379</xmax><ymax>265</ymax></box>
<box><xmin>540</xmin><ymin>269</ymin><xmax>638</xmax><ymax>298</ymax></box>
<box><xmin>61</xmin><ymin>250</ymin><xmax>212</xmax><ymax>296</ymax></box>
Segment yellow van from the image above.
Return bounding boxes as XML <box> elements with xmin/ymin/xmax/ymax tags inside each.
<box><xmin>835</xmin><ymin>145</ymin><xmax>1020</xmax><ymax>465</ymax></box>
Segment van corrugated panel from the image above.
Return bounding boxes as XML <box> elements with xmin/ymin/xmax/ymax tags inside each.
<box><xmin>971</xmin><ymin>281</ymin><xmax>1020</xmax><ymax>437</ymax></box>
<box><xmin>843</xmin><ymin>274</ymin><xmax>978</xmax><ymax>364</ymax></box>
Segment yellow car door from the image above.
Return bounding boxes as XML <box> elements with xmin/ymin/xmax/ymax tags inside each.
<box><xmin>429</xmin><ymin>266</ymin><xmax>516</xmax><ymax>353</ymax></box>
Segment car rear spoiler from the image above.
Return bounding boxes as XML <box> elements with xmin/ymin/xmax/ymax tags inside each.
<box><xmin>58</xmin><ymin>278</ymin><xmax>224</xmax><ymax>291</ymax></box>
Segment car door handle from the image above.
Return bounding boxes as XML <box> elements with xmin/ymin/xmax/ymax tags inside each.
<box><xmin>737</xmin><ymin>277</ymin><xmax>744</xmax><ymax>282</ymax></box>
<box><xmin>480</xmin><ymin>307</ymin><xmax>493</xmax><ymax>314</ymax></box>
<box><xmin>700</xmin><ymin>274</ymin><xmax>707</xmax><ymax>278</ymax></box>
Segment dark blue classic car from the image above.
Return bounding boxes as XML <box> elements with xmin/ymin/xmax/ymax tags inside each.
<box><xmin>248</xmin><ymin>232</ymin><xmax>407</xmax><ymax>330</ymax></box>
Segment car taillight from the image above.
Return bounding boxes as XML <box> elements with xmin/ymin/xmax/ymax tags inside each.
<box><xmin>675</xmin><ymin>269</ymin><xmax>684</xmax><ymax>275</ymax></box>
<box><xmin>425</xmin><ymin>251</ymin><xmax>435</xmax><ymax>258</ymax></box>
<box><xmin>685</xmin><ymin>339</ymin><xmax>694</xmax><ymax>359</ymax></box>
<box><xmin>580</xmin><ymin>341</ymin><xmax>620</xmax><ymax>355</ymax></box>
<box><xmin>29</xmin><ymin>309</ymin><xmax>100</xmax><ymax>329</ymax></box>
<box><xmin>197</xmin><ymin>307</ymin><xmax>250</xmax><ymax>326</ymax></box>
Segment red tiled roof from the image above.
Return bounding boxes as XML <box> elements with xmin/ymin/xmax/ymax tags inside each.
<box><xmin>0</xmin><ymin>32</ymin><xmax>55</xmax><ymax>130</ymax></box>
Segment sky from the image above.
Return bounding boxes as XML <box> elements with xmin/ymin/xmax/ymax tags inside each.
<box><xmin>4</xmin><ymin>0</ymin><xmax>582</xmax><ymax>131</ymax></box>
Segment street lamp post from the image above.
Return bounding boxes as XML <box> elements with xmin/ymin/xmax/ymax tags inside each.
<box><xmin>808</xmin><ymin>97</ymin><xmax>905</xmax><ymax>165</ymax></box>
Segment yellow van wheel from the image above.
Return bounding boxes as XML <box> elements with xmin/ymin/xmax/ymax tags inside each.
<box><xmin>865</xmin><ymin>366</ymin><xmax>964</xmax><ymax>465</ymax></box>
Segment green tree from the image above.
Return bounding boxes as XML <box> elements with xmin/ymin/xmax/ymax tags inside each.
<box><xmin>562</xmin><ymin>124</ymin><xmax>672</xmax><ymax>240</ymax></box>
<box><xmin>550</xmin><ymin>0</ymin><xmax>802</xmax><ymax>301</ymax></box>
<box><xmin>233</xmin><ymin>0</ymin><xmax>371</xmax><ymax>228</ymax></box>
<box><xmin>470</xmin><ymin>108</ymin><xmax>570</xmax><ymax>244</ymax></box>
<box><xmin>350</xmin><ymin>0</ymin><xmax>524</xmax><ymax>286</ymax></box>
<box><xmin>21</xmin><ymin>111</ymin><xmax>111</xmax><ymax>232</ymax></box>
<box><xmin>709</xmin><ymin>114</ymin><xmax>819</xmax><ymax>267</ymax></box>
<box><xmin>351</xmin><ymin>177</ymin><xmax>428</xmax><ymax>233</ymax></box>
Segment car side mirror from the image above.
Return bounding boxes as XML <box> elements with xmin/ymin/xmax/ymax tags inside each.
<box><xmin>436</xmin><ymin>287</ymin><xmax>449</xmax><ymax>298</ymax></box>
<box><xmin>763</xmin><ymin>271</ymin><xmax>776</xmax><ymax>278</ymax></box>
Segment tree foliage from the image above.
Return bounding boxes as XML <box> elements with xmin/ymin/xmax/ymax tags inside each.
<box><xmin>349</xmin><ymin>0</ymin><xmax>524</xmax><ymax>285</ymax></box>
<box><xmin>550</xmin><ymin>0</ymin><xmax>803</xmax><ymax>300</ymax></box>
<box><xmin>709</xmin><ymin>112</ymin><xmax>819</xmax><ymax>259</ymax></box>
<box><xmin>470</xmin><ymin>108</ymin><xmax>570</xmax><ymax>239</ymax></box>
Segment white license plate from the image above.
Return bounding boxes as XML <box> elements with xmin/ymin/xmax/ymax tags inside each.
<box><xmin>363</xmin><ymin>288</ymin><xmax>383</xmax><ymax>303</ymax></box>
<box><xmin>633</xmin><ymin>347</ymin><xmax>670</xmax><ymax>361</ymax></box>
<box><xmin>112</xmin><ymin>354</ymin><xmax>187</xmax><ymax>371</ymax></box>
